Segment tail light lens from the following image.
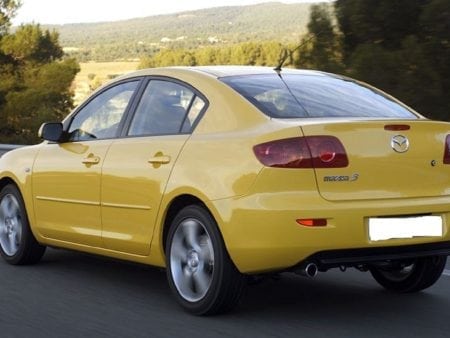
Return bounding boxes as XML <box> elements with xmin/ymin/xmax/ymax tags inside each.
<box><xmin>444</xmin><ymin>135</ymin><xmax>450</xmax><ymax>164</ymax></box>
<box><xmin>306</xmin><ymin>136</ymin><xmax>349</xmax><ymax>168</ymax></box>
<box><xmin>253</xmin><ymin>136</ymin><xmax>348</xmax><ymax>168</ymax></box>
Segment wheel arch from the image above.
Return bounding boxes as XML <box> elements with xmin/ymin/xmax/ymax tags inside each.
<box><xmin>0</xmin><ymin>176</ymin><xmax>46</xmax><ymax>264</ymax></box>
<box><xmin>0</xmin><ymin>176</ymin><xmax>21</xmax><ymax>193</ymax></box>
<box><xmin>161</xmin><ymin>194</ymin><xmax>208</xmax><ymax>253</ymax></box>
<box><xmin>151</xmin><ymin>188</ymin><xmax>238</xmax><ymax>270</ymax></box>
<box><xmin>159</xmin><ymin>193</ymin><xmax>230</xmax><ymax>255</ymax></box>
<box><xmin>0</xmin><ymin>174</ymin><xmax>39</xmax><ymax>242</ymax></box>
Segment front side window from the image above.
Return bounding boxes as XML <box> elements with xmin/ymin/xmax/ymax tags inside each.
<box><xmin>68</xmin><ymin>81</ymin><xmax>138</xmax><ymax>141</ymax></box>
<box><xmin>128</xmin><ymin>80</ymin><xmax>195</xmax><ymax>136</ymax></box>
<box><xmin>221</xmin><ymin>73</ymin><xmax>418</xmax><ymax>119</ymax></box>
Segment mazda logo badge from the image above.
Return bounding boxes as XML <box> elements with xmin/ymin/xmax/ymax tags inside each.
<box><xmin>391</xmin><ymin>135</ymin><xmax>409</xmax><ymax>153</ymax></box>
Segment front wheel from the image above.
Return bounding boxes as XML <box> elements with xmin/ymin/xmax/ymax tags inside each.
<box><xmin>166</xmin><ymin>205</ymin><xmax>246</xmax><ymax>315</ymax></box>
<box><xmin>369</xmin><ymin>256</ymin><xmax>447</xmax><ymax>293</ymax></box>
<box><xmin>0</xmin><ymin>184</ymin><xmax>46</xmax><ymax>265</ymax></box>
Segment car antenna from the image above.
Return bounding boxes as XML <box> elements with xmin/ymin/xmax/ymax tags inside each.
<box><xmin>274</xmin><ymin>33</ymin><xmax>318</xmax><ymax>74</ymax></box>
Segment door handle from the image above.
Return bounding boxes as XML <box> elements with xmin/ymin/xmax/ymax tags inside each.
<box><xmin>148</xmin><ymin>155</ymin><xmax>171</xmax><ymax>165</ymax></box>
<box><xmin>82</xmin><ymin>154</ymin><xmax>100</xmax><ymax>165</ymax></box>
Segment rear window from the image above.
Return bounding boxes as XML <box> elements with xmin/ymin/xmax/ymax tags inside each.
<box><xmin>220</xmin><ymin>73</ymin><xmax>418</xmax><ymax>119</ymax></box>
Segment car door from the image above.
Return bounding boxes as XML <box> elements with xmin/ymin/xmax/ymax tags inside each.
<box><xmin>101</xmin><ymin>79</ymin><xmax>207</xmax><ymax>255</ymax></box>
<box><xmin>32</xmin><ymin>80</ymin><xmax>140</xmax><ymax>247</ymax></box>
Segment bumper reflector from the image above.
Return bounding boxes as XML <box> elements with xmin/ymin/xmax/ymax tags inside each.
<box><xmin>297</xmin><ymin>219</ymin><xmax>327</xmax><ymax>227</ymax></box>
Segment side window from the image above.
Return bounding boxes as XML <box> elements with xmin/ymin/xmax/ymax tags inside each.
<box><xmin>68</xmin><ymin>81</ymin><xmax>139</xmax><ymax>141</ymax></box>
<box><xmin>128</xmin><ymin>80</ymin><xmax>195</xmax><ymax>136</ymax></box>
<box><xmin>181</xmin><ymin>96</ymin><xmax>206</xmax><ymax>133</ymax></box>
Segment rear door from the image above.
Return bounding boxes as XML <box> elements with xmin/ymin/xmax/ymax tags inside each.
<box><xmin>101</xmin><ymin>78</ymin><xmax>207</xmax><ymax>255</ymax></box>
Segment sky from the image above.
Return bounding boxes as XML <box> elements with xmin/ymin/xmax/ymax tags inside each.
<box><xmin>12</xmin><ymin>0</ymin><xmax>326</xmax><ymax>25</ymax></box>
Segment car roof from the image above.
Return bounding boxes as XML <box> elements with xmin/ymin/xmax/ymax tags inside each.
<box><xmin>189</xmin><ymin>66</ymin><xmax>327</xmax><ymax>78</ymax></box>
<box><xmin>118</xmin><ymin>66</ymin><xmax>329</xmax><ymax>81</ymax></box>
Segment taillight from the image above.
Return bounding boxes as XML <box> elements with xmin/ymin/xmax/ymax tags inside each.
<box><xmin>444</xmin><ymin>135</ymin><xmax>450</xmax><ymax>164</ymax></box>
<box><xmin>306</xmin><ymin>136</ymin><xmax>349</xmax><ymax>168</ymax></box>
<box><xmin>253</xmin><ymin>137</ymin><xmax>312</xmax><ymax>168</ymax></box>
<box><xmin>253</xmin><ymin>136</ymin><xmax>348</xmax><ymax>168</ymax></box>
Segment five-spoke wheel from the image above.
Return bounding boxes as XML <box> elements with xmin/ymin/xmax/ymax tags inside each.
<box><xmin>166</xmin><ymin>205</ymin><xmax>245</xmax><ymax>315</ymax></box>
<box><xmin>0</xmin><ymin>184</ymin><xmax>46</xmax><ymax>265</ymax></box>
<box><xmin>370</xmin><ymin>256</ymin><xmax>446</xmax><ymax>293</ymax></box>
<box><xmin>0</xmin><ymin>192</ymin><xmax>23</xmax><ymax>257</ymax></box>
<box><xmin>170</xmin><ymin>218</ymin><xmax>214</xmax><ymax>302</ymax></box>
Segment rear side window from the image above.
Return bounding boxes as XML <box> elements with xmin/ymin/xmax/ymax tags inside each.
<box><xmin>181</xmin><ymin>96</ymin><xmax>206</xmax><ymax>133</ymax></box>
<box><xmin>128</xmin><ymin>80</ymin><xmax>194</xmax><ymax>136</ymax></box>
<box><xmin>221</xmin><ymin>74</ymin><xmax>418</xmax><ymax>119</ymax></box>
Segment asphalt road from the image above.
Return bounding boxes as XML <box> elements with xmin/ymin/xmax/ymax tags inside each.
<box><xmin>0</xmin><ymin>249</ymin><xmax>449</xmax><ymax>338</ymax></box>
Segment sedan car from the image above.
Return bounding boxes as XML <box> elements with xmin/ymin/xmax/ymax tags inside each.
<box><xmin>1</xmin><ymin>66</ymin><xmax>449</xmax><ymax>315</ymax></box>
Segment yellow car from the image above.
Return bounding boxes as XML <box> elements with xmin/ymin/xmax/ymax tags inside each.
<box><xmin>1</xmin><ymin>66</ymin><xmax>449</xmax><ymax>315</ymax></box>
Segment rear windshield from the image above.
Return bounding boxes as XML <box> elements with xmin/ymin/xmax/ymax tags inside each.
<box><xmin>220</xmin><ymin>73</ymin><xmax>418</xmax><ymax>119</ymax></box>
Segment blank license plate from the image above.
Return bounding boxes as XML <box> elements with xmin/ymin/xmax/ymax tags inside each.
<box><xmin>368</xmin><ymin>216</ymin><xmax>443</xmax><ymax>241</ymax></box>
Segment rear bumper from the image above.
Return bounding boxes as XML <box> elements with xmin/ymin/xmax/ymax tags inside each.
<box><xmin>209</xmin><ymin>192</ymin><xmax>450</xmax><ymax>274</ymax></box>
<box><xmin>301</xmin><ymin>241</ymin><xmax>450</xmax><ymax>270</ymax></box>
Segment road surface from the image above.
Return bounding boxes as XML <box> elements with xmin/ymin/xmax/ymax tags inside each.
<box><xmin>0</xmin><ymin>248</ymin><xmax>449</xmax><ymax>337</ymax></box>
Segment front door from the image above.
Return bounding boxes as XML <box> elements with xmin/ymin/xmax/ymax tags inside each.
<box><xmin>32</xmin><ymin>80</ymin><xmax>140</xmax><ymax>246</ymax></box>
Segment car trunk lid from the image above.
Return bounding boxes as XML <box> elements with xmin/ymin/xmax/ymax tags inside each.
<box><xmin>299</xmin><ymin>119</ymin><xmax>450</xmax><ymax>201</ymax></box>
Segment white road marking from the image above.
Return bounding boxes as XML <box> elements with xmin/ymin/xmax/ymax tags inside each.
<box><xmin>443</xmin><ymin>269</ymin><xmax>450</xmax><ymax>277</ymax></box>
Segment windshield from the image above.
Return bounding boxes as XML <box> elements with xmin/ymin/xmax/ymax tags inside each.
<box><xmin>220</xmin><ymin>73</ymin><xmax>418</xmax><ymax>119</ymax></box>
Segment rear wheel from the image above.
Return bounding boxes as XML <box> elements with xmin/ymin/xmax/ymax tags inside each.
<box><xmin>166</xmin><ymin>205</ymin><xmax>245</xmax><ymax>315</ymax></box>
<box><xmin>369</xmin><ymin>256</ymin><xmax>446</xmax><ymax>293</ymax></box>
<box><xmin>0</xmin><ymin>184</ymin><xmax>46</xmax><ymax>265</ymax></box>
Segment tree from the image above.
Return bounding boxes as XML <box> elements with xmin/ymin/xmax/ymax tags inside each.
<box><xmin>294</xmin><ymin>4</ymin><xmax>343</xmax><ymax>73</ymax></box>
<box><xmin>0</xmin><ymin>0</ymin><xmax>20</xmax><ymax>36</ymax></box>
<box><xmin>335</xmin><ymin>0</ymin><xmax>428</xmax><ymax>62</ymax></box>
<box><xmin>349</xmin><ymin>39</ymin><xmax>442</xmax><ymax>117</ymax></box>
<box><xmin>139</xmin><ymin>41</ymin><xmax>287</xmax><ymax>69</ymax></box>
<box><xmin>419</xmin><ymin>0</ymin><xmax>450</xmax><ymax>119</ymax></box>
<box><xmin>331</xmin><ymin>0</ymin><xmax>448</xmax><ymax>120</ymax></box>
<box><xmin>1</xmin><ymin>24</ymin><xmax>63</xmax><ymax>63</ymax></box>
<box><xmin>0</xmin><ymin>3</ymin><xmax>80</xmax><ymax>144</ymax></box>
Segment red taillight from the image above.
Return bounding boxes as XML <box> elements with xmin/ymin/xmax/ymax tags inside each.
<box><xmin>253</xmin><ymin>137</ymin><xmax>312</xmax><ymax>168</ymax></box>
<box><xmin>306</xmin><ymin>136</ymin><xmax>349</xmax><ymax>168</ymax></box>
<box><xmin>444</xmin><ymin>135</ymin><xmax>450</xmax><ymax>164</ymax></box>
<box><xmin>253</xmin><ymin>136</ymin><xmax>348</xmax><ymax>168</ymax></box>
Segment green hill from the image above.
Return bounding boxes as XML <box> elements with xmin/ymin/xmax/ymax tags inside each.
<box><xmin>45</xmin><ymin>2</ymin><xmax>318</xmax><ymax>61</ymax></box>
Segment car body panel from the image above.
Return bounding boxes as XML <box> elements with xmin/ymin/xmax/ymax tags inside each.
<box><xmin>0</xmin><ymin>145</ymin><xmax>40</xmax><ymax>233</ymax></box>
<box><xmin>211</xmin><ymin>171</ymin><xmax>450</xmax><ymax>273</ymax></box>
<box><xmin>1</xmin><ymin>66</ymin><xmax>450</xmax><ymax>275</ymax></box>
<box><xmin>300</xmin><ymin>119</ymin><xmax>450</xmax><ymax>201</ymax></box>
<box><xmin>101</xmin><ymin>135</ymin><xmax>189</xmax><ymax>255</ymax></box>
<box><xmin>32</xmin><ymin>141</ymin><xmax>113</xmax><ymax>246</ymax></box>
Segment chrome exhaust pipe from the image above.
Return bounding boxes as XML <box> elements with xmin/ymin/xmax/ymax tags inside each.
<box><xmin>297</xmin><ymin>262</ymin><xmax>318</xmax><ymax>278</ymax></box>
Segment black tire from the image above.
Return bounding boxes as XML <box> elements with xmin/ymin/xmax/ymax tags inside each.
<box><xmin>165</xmin><ymin>205</ymin><xmax>246</xmax><ymax>315</ymax></box>
<box><xmin>0</xmin><ymin>184</ymin><xmax>46</xmax><ymax>265</ymax></box>
<box><xmin>369</xmin><ymin>256</ymin><xmax>447</xmax><ymax>293</ymax></box>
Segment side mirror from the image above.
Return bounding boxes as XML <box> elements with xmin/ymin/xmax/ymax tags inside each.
<box><xmin>38</xmin><ymin>122</ymin><xmax>64</xmax><ymax>142</ymax></box>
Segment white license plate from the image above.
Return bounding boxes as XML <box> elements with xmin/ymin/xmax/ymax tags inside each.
<box><xmin>368</xmin><ymin>216</ymin><xmax>443</xmax><ymax>241</ymax></box>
